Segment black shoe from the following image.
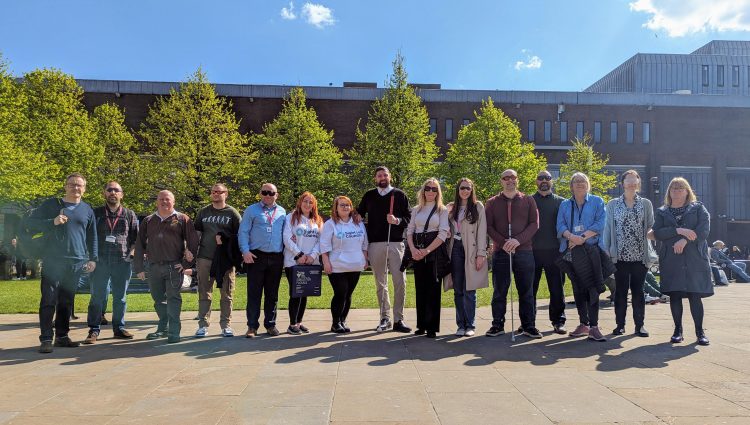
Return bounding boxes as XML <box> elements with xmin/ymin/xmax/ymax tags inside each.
<box><xmin>552</xmin><ymin>324</ymin><xmax>567</xmax><ymax>335</ymax></box>
<box><xmin>612</xmin><ymin>327</ymin><xmax>625</xmax><ymax>335</ymax></box>
<box><xmin>522</xmin><ymin>327</ymin><xmax>543</xmax><ymax>339</ymax></box>
<box><xmin>635</xmin><ymin>326</ymin><xmax>650</xmax><ymax>337</ymax></box>
<box><xmin>298</xmin><ymin>324</ymin><xmax>310</xmax><ymax>334</ymax></box>
<box><xmin>375</xmin><ymin>318</ymin><xmax>392</xmax><ymax>332</ymax></box>
<box><xmin>393</xmin><ymin>321</ymin><xmax>412</xmax><ymax>333</ymax></box>
<box><xmin>331</xmin><ymin>323</ymin><xmax>347</xmax><ymax>334</ymax></box>
<box><xmin>697</xmin><ymin>333</ymin><xmax>710</xmax><ymax>346</ymax></box>
<box><xmin>39</xmin><ymin>340</ymin><xmax>53</xmax><ymax>353</ymax></box>
<box><xmin>100</xmin><ymin>315</ymin><xmax>109</xmax><ymax>326</ymax></box>
<box><xmin>167</xmin><ymin>335</ymin><xmax>181</xmax><ymax>344</ymax></box>
<box><xmin>485</xmin><ymin>326</ymin><xmax>505</xmax><ymax>337</ymax></box>
<box><xmin>414</xmin><ymin>328</ymin><xmax>425</xmax><ymax>335</ymax></box>
<box><xmin>340</xmin><ymin>322</ymin><xmax>351</xmax><ymax>333</ymax></box>
<box><xmin>146</xmin><ymin>330</ymin><xmax>168</xmax><ymax>340</ymax></box>
<box><xmin>426</xmin><ymin>331</ymin><xmax>436</xmax><ymax>338</ymax></box>
<box><xmin>670</xmin><ymin>329</ymin><xmax>684</xmax><ymax>343</ymax></box>
<box><xmin>288</xmin><ymin>325</ymin><xmax>302</xmax><ymax>335</ymax></box>
<box><xmin>54</xmin><ymin>337</ymin><xmax>80</xmax><ymax>347</ymax></box>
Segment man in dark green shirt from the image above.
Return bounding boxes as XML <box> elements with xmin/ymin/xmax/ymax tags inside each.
<box><xmin>531</xmin><ymin>170</ymin><xmax>567</xmax><ymax>334</ymax></box>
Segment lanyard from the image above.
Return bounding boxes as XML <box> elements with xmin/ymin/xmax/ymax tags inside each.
<box><xmin>263</xmin><ymin>206</ymin><xmax>278</xmax><ymax>225</ymax></box>
<box><xmin>106</xmin><ymin>207</ymin><xmax>123</xmax><ymax>234</ymax></box>
<box><xmin>574</xmin><ymin>199</ymin><xmax>587</xmax><ymax>226</ymax></box>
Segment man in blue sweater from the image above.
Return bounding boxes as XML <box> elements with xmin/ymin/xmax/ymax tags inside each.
<box><xmin>28</xmin><ymin>173</ymin><xmax>98</xmax><ymax>353</ymax></box>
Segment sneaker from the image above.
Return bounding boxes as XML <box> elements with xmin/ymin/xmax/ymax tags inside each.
<box><xmin>612</xmin><ymin>326</ymin><xmax>625</xmax><ymax>335</ymax></box>
<box><xmin>697</xmin><ymin>333</ymin><xmax>710</xmax><ymax>346</ymax></box>
<box><xmin>39</xmin><ymin>340</ymin><xmax>53</xmax><ymax>353</ymax></box>
<box><xmin>523</xmin><ymin>327</ymin><xmax>543</xmax><ymax>339</ymax></box>
<box><xmin>588</xmin><ymin>326</ymin><xmax>607</xmax><ymax>342</ymax></box>
<box><xmin>341</xmin><ymin>322</ymin><xmax>351</xmax><ymax>333</ymax></box>
<box><xmin>83</xmin><ymin>330</ymin><xmax>99</xmax><ymax>345</ymax></box>
<box><xmin>146</xmin><ymin>330</ymin><xmax>168</xmax><ymax>340</ymax></box>
<box><xmin>485</xmin><ymin>326</ymin><xmax>505</xmax><ymax>337</ymax></box>
<box><xmin>221</xmin><ymin>327</ymin><xmax>234</xmax><ymax>337</ymax></box>
<box><xmin>552</xmin><ymin>324</ymin><xmax>567</xmax><ymax>335</ymax></box>
<box><xmin>266</xmin><ymin>326</ymin><xmax>280</xmax><ymax>337</ymax></box>
<box><xmin>635</xmin><ymin>326</ymin><xmax>650</xmax><ymax>337</ymax></box>
<box><xmin>298</xmin><ymin>324</ymin><xmax>310</xmax><ymax>334</ymax></box>
<box><xmin>288</xmin><ymin>325</ymin><xmax>302</xmax><ymax>335</ymax></box>
<box><xmin>113</xmin><ymin>330</ymin><xmax>134</xmax><ymax>339</ymax></box>
<box><xmin>194</xmin><ymin>326</ymin><xmax>208</xmax><ymax>338</ymax></box>
<box><xmin>645</xmin><ymin>295</ymin><xmax>660</xmax><ymax>305</ymax></box>
<box><xmin>660</xmin><ymin>295</ymin><xmax>671</xmax><ymax>303</ymax></box>
<box><xmin>375</xmin><ymin>318</ymin><xmax>392</xmax><ymax>333</ymax></box>
<box><xmin>393</xmin><ymin>321</ymin><xmax>412</xmax><ymax>333</ymax></box>
<box><xmin>54</xmin><ymin>336</ymin><xmax>80</xmax><ymax>347</ymax></box>
<box><xmin>331</xmin><ymin>323</ymin><xmax>346</xmax><ymax>334</ymax></box>
<box><xmin>464</xmin><ymin>329</ymin><xmax>476</xmax><ymax>337</ymax></box>
<box><xmin>569</xmin><ymin>324</ymin><xmax>590</xmax><ymax>337</ymax></box>
<box><xmin>455</xmin><ymin>328</ymin><xmax>466</xmax><ymax>337</ymax></box>
<box><xmin>245</xmin><ymin>328</ymin><xmax>257</xmax><ymax>338</ymax></box>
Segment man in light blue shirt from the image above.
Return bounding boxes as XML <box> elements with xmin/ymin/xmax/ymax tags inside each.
<box><xmin>239</xmin><ymin>183</ymin><xmax>286</xmax><ymax>337</ymax></box>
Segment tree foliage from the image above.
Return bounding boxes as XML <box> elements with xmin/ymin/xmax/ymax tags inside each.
<box><xmin>139</xmin><ymin>68</ymin><xmax>254</xmax><ymax>216</ymax></box>
<box><xmin>439</xmin><ymin>98</ymin><xmax>547</xmax><ymax>201</ymax></box>
<box><xmin>349</xmin><ymin>52</ymin><xmax>438</xmax><ymax>200</ymax></box>
<box><xmin>250</xmin><ymin>87</ymin><xmax>346</xmax><ymax>211</ymax></box>
<box><xmin>557</xmin><ymin>136</ymin><xmax>617</xmax><ymax>200</ymax></box>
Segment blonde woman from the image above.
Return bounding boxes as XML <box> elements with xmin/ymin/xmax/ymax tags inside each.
<box><xmin>407</xmin><ymin>178</ymin><xmax>450</xmax><ymax>338</ymax></box>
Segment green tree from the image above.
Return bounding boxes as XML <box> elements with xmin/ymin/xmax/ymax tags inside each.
<box><xmin>557</xmin><ymin>136</ymin><xmax>617</xmax><ymax>200</ymax></box>
<box><xmin>349</xmin><ymin>52</ymin><xmax>438</xmax><ymax>199</ymax></box>
<box><xmin>250</xmin><ymin>87</ymin><xmax>346</xmax><ymax>211</ymax></box>
<box><xmin>439</xmin><ymin>98</ymin><xmax>547</xmax><ymax>201</ymax></box>
<box><xmin>139</xmin><ymin>68</ymin><xmax>254</xmax><ymax>216</ymax></box>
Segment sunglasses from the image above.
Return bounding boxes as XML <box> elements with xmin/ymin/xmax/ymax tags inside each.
<box><xmin>536</xmin><ymin>176</ymin><xmax>552</xmax><ymax>181</ymax></box>
<box><xmin>459</xmin><ymin>186</ymin><xmax>472</xmax><ymax>191</ymax></box>
<box><xmin>105</xmin><ymin>187</ymin><xmax>122</xmax><ymax>193</ymax></box>
<box><xmin>423</xmin><ymin>186</ymin><xmax>439</xmax><ymax>193</ymax></box>
<box><xmin>260</xmin><ymin>190</ymin><xmax>276</xmax><ymax>196</ymax></box>
<box><xmin>501</xmin><ymin>175</ymin><xmax>517</xmax><ymax>181</ymax></box>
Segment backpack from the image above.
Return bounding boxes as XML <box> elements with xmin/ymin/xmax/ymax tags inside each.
<box><xmin>18</xmin><ymin>198</ymin><xmax>63</xmax><ymax>260</ymax></box>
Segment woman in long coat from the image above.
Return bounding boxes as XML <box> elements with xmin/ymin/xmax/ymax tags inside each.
<box><xmin>651</xmin><ymin>177</ymin><xmax>713</xmax><ymax>345</ymax></box>
<box><xmin>444</xmin><ymin>178</ymin><xmax>489</xmax><ymax>337</ymax></box>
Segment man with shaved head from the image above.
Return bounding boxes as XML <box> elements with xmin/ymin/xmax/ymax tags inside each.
<box><xmin>134</xmin><ymin>190</ymin><xmax>199</xmax><ymax>343</ymax></box>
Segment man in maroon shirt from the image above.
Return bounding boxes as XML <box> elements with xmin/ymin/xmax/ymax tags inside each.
<box><xmin>485</xmin><ymin>169</ymin><xmax>541</xmax><ymax>339</ymax></box>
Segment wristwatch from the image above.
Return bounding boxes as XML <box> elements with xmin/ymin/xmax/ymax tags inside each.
<box><xmin>294</xmin><ymin>252</ymin><xmax>304</xmax><ymax>260</ymax></box>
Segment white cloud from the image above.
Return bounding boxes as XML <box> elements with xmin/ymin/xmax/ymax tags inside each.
<box><xmin>302</xmin><ymin>3</ymin><xmax>335</xmax><ymax>28</ymax></box>
<box><xmin>514</xmin><ymin>51</ymin><xmax>542</xmax><ymax>71</ymax></box>
<box><xmin>630</xmin><ymin>0</ymin><xmax>750</xmax><ymax>37</ymax></box>
<box><xmin>280</xmin><ymin>1</ymin><xmax>296</xmax><ymax>20</ymax></box>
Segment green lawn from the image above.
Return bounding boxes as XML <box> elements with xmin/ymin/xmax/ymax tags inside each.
<box><xmin>0</xmin><ymin>272</ymin><xmax>575</xmax><ymax>314</ymax></box>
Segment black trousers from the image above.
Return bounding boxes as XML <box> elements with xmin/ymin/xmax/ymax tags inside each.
<box><xmin>245</xmin><ymin>251</ymin><xmax>283</xmax><ymax>329</ymax></box>
<box><xmin>39</xmin><ymin>259</ymin><xmax>86</xmax><ymax>342</ymax></box>
<box><xmin>533</xmin><ymin>248</ymin><xmax>567</xmax><ymax>326</ymax></box>
<box><xmin>572</xmin><ymin>285</ymin><xmax>600</xmax><ymax>327</ymax></box>
<box><xmin>329</xmin><ymin>272</ymin><xmax>359</xmax><ymax>324</ymax></box>
<box><xmin>614</xmin><ymin>261</ymin><xmax>647</xmax><ymax>328</ymax></box>
<box><xmin>285</xmin><ymin>267</ymin><xmax>308</xmax><ymax>324</ymax></box>
<box><xmin>414</xmin><ymin>259</ymin><xmax>442</xmax><ymax>333</ymax></box>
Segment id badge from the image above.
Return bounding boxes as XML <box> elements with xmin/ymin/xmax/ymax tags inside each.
<box><xmin>105</xmin><ymin>235</ymin><xmax>116</xmax><ymax>243</ymax></box>
<box><xmin>454</xmin><ymin>234</ymin><xmax>462</xmax><ymax>241</ymax></box>
<box><xmin>266</xmin><ymin>227</ymin><xmax>272</xmax><ymax>233</ymax></box>
<box><xmin>574</xmin><ymin>225</ymin><xmax>584</xmax><ymax>233</ymax></box>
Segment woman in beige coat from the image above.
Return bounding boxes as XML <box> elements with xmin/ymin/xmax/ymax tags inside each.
<box><xmin>444</xmin><ymin>178</ymin><xmax>489</xmax><ymax>337</ymax></box>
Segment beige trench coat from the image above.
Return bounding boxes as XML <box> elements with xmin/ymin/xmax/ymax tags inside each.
<box><xmin>443</xmin><ymin>201</ymin><xmax>489</xmax><ymax>292</ymax></box>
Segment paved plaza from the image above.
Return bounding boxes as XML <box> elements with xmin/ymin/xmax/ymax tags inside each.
<box><xmin>1</xmin><ymin>284</ymin><xmax>750</xmax><ymax>425</ymax></box>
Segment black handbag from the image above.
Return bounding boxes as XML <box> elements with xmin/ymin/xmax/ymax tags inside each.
<box><xmin>554</xmin><ymin>198</ymin><xmax>576</xmax><ymax>270</ymax></box>
<box><xmin>400</xmin><ymin>206</ymin><xmax>452</xmax><ymax>278</ymax></box>
<box><xmin>289</xmin><ymin>264</ymin><xmax>323</xmax><ymax>298</ymax></box>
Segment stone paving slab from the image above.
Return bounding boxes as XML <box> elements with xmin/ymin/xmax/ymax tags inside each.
<box><xmin>1</xmin><ymin>284</ymin><xmax>750</xmax><ymax>424</ymax></box>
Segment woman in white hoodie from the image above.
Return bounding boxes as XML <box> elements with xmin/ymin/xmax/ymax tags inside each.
<box><xmin>283</xmin><ymin>192</ymin><xmax>323</xmax><ymax>335</ymax></box>
<box><xmin>320</xmin><ymin>196</ymin><xmax>368</xmax><ymax>333</ymax></box>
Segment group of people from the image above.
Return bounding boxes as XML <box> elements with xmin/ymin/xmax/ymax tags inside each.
<box><xmin>29</xmin><ymin>166</ymin><xmax>715</xmax><ymax>354</ymax></box>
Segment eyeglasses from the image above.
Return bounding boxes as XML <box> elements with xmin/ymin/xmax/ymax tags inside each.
<box><xmin>459</xmin><ymin>186</ymin><xmax>472</xmax><ymax>191</ymax></box>
<box><xmin>260</xmin><ymin>190</ymin><xmax>277</xmax><ymax>196</ymax></box>
<box><xmin>536</xmin><ymin>176</ymin><xmax>552</xmax><ymax>181</ymax></box>
<box><xmin>105</xmin><ymin>188</ymin><xmax>122</xmax><ymax>193</ymax></box>
<box><xmin>211</xmin><ymin>190</ymin><xmax>227</xmax><ymax>194</ymax></box>
<box><xmin>501</xmin><ymin>175</ymin><xmax>517</xmax><ymax>181</ymax></box>
<box><xmin>423</xmin><ymin>186</ymin><xmax>439</xmax><ymax>193</ymax></box>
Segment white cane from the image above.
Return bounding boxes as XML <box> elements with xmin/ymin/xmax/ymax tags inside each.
<box><xmin>382</xmin><ymin>194</ymin><xmax>395</xmax><ymax>325</ymax></box>
<box><xmin>507</xmin><ymin>200</ymin><xmax>516</xmax><ymax>342</ymax></box>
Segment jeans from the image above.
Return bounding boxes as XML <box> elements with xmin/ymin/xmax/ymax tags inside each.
<box><xmin>614</xmin><ymin>261</ymin><xmax>647</xmax><ymax>329</ymax></box>
<box><xmin>572</xmin><ymin>286</ymin><xmax>600</xmax><ymax>327</ymax></box>
<box><xmin>726</xmin><ymin>261</ymin><xmax>750</xmax><ymax>282</ymax></box>
<box><xmin>148</xmin><ymin>262</ymin><xmax>184</xmax><ymax>338</ymax></box>
<box><xmin>451</xmin><ymin>240</ymin><xmax>476</xmax><ymax>330</ymax></box>
<box><xmin>245</xmin><ymin>251</ymin><xmax>283</xmax><ymax>330</ymax></box>
<box><xmin>88</xmin><ymin>260</ymin><xmax>131</xmax><ymax>333</ymax></box>
<box><xmin>39</xmin><ymin>259</ymin><xmax>87</xmax><ymax>342</ymax></box>
<box><xmin>490</xmin><ymin>250</ymin><xmax>536</xmax><ymax>330</ymax></box>
<box><xmin>532</xmin><ymin>248</ymin><xmax>567</xmax><ymax>326</ymax></box>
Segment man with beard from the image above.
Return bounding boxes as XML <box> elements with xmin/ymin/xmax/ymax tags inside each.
<box><xmin>357</xmin><ymin>166</ymin><xmax>412</xmax><ymax>333</ymax></box>
<box><xmin>531</xmin><ymin>171</ymin><xmax>567</xmax><ymax>334</ymax></box>
<box><xmin>84</xmin><ymin>181</ymin><xmax>139</xmax><ymax>344</ymax></box>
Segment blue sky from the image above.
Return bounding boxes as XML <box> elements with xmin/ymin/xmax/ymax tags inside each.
<box><xmin>2</xmin><ymin>0</ymin><xmax>750</xmax><ymax>91</ymax></box>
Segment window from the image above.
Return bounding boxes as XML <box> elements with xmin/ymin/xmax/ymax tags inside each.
<box><xmin>528</xmin><ymin>120</ymin><xmax>536</xmax><ymax>142</ymax></box>
<box><xmin>445</xmin><ymin>119</ymin><xmax>453</xmax><ymax>140</ymax></box>
<box><xmin>733</xmin><ymin>66</ymin><xmax>740</xmax><ymax>87</ymax></box>
<box><xmin>610</xmin><ymin>121</ymin><xmax>618</xmax><ymax>143</ymax></box>
<box><xmin>643</xmin><ymin>122</ymin><xmax>650</xmax><ymax>144</ymax></box>
<box><xmin>626</xmin><ymin>122</ymin><xmax>634</xmax><ymax>144</ymax></box>
<box><xmin>576</xmin><ymin>121</ymin><xmax>584</xmax><ymax>140</ymax></box>
<box><xmin>560</xmin><ymin>121</ymin><xmax>568</xmax><ymax>142</ymax></box>
<box><xmin>594</xmin><ymin>121</ymin><xmax>602</xmax><ymax>143</ymax></box>
<box><xmin>702</xmin><ymin>65</ymin><xmax>709</xmax><ymax>87</ymax></box>
<box><xmin>462</xmin><ymin>119</ymin><xmax>470</xmax><ymax>127</ymax></box>
<box><xmin>717</xmin><ymin>65</ymin><xmax>725</xmax><ymax>87</ymax></box>
<box><xmin>429</xmin><ymin>118</ymin><xmax>437</xmax><ymax>134</ymax></box>
<box><xmin>544</xmin><ymin>120</ymin><xmax>551</xmax><ymax>142</ymax></box>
